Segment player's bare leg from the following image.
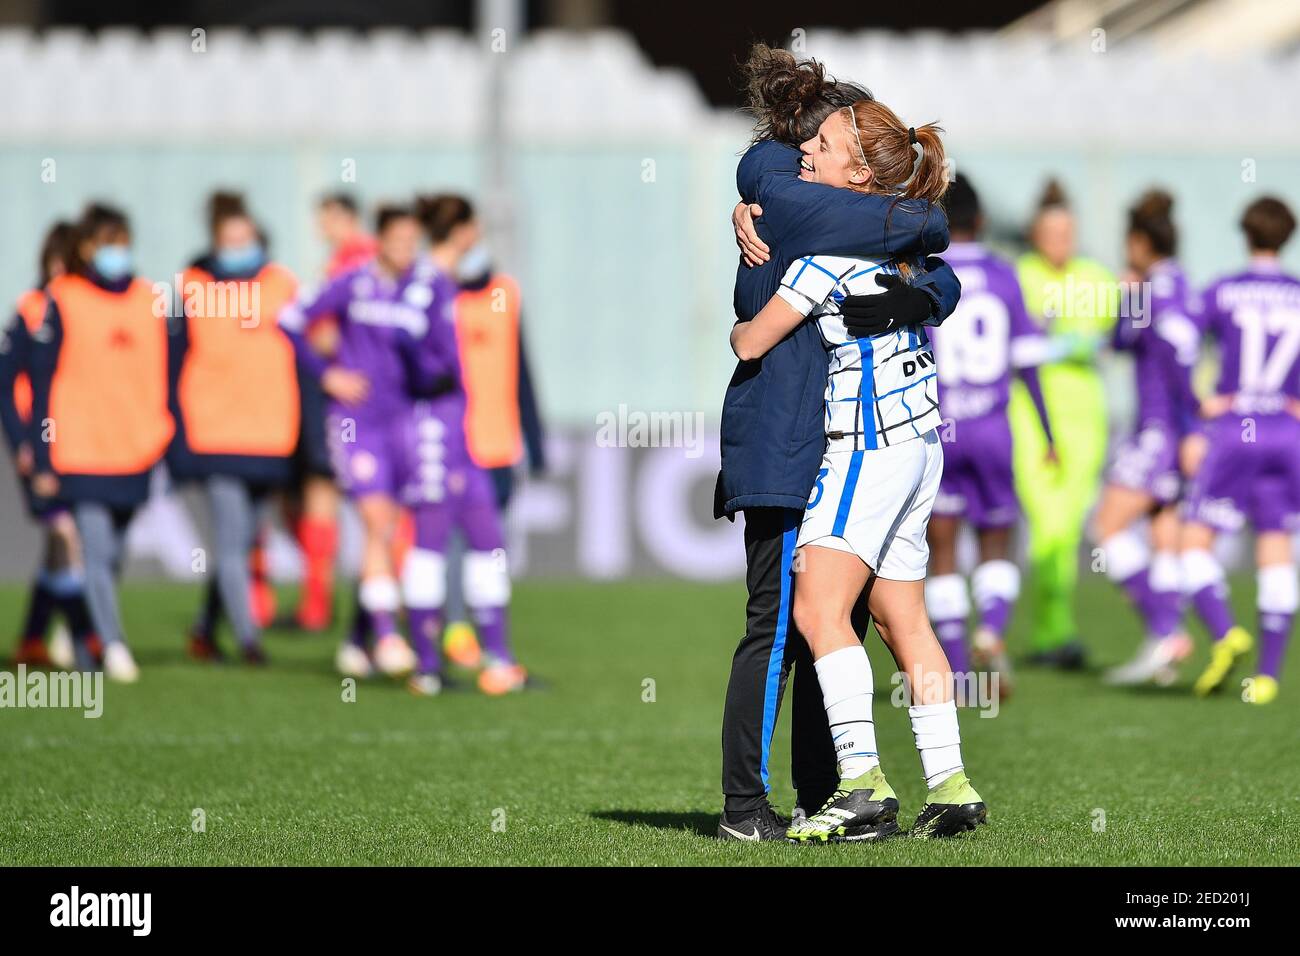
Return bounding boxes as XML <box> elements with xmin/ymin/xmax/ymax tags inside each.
<box><xmin>786</xmin><ymin>546</ymin><xmax>898</xmax><ymax>843</ymax></box>
<box><xmin>1094</xmin><ymin>484</ymin><xmax>1154</xmax><ymax>541</ymax></box>
<box><xmin>870</xmin><ymin>576</ymin><xmax>987</xmax><ymax>838</ymax></box>
<box><xmin>925</xmin><ymin>515</ymin><xmax>971</xmax><ymax>674</ymax></box>
<box><xmin>352</xmin><ymin>494</ymin><xmax>413</xmax><ymax>677</ymax></box>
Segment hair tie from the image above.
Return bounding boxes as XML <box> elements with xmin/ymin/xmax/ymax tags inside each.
<box><xmin>908</xmin><ymin>127</ymin><xmax>917</xmax><ymax>145</ymax></box>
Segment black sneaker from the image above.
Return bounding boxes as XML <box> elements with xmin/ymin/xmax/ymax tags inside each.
<box><xmin>240</xmin><ymin>643</ymin><xmax>269</xmax><ymax>667</ymax></box>
<box><xmin>717</xmin><ymin>802</ymin><xmax>791</xmax><ymax>841</ymax></box>
<box><xmin>1026</xmin><ymin>639</ymin><xmax>1087</xmax><ymax>671</ymax></box>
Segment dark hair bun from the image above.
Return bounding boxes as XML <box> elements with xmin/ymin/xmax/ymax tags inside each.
<box><xmin>415</xmin><ymin>193</ymin><xmax>474</xmax><ymax>243</ymax></box>
<box><xmin>1128</xmin><ymin>188</ymin><xmax>1177</xmax><ymax>256</ymax></box>
<box><xmin>1133</xmin><ymin>189</ymin><xmax>1173</xmax><ymax>221</ymax></box>
<box><xmin>1036</xmin><ymin>178</ymin><xmax>1069</xmax><ymax>212</ymax></box>
<box><xmin>742</xmin><ymin>43</ymin><xmax>828</xmax><ymax>146</ymax></box>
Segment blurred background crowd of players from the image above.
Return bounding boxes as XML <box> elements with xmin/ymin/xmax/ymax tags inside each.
<box><xmin>2</xmin><ymin>0</ymin><xmax>1300</xmax><ymax>693</ymax></box>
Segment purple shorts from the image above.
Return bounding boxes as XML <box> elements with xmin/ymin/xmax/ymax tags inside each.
<box><xmin>932</xmin><ymin>414</ymin><xmax>1019</xmax><ymax>529</ymax></box>
<box><xmin>1183</xmin><ymin>414</ymin><xmax>1300</xmax><ymax>533</ymax></box>
<box><xmin>1107</xmin><ymin>419</ymin><xmax>1182</xmax><ymax>504</ymax></box>
<box><xmin>328</xmin><ymin>409</ymin><xmax>416</xmax><ymax>502</ymax></box>
<box><xmin>329</xmin><ymin>403</ymin><xmax>503</xmax><ymax>550</ymax></box>
<box><xmin>414</xmin><ymin>462</ymin><xmax>504</xmax><ymax>552</ymax></box>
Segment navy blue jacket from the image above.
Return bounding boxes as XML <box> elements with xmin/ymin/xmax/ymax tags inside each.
<box><xmin>714</xmin><ymin>141</ymin><xmax>961</xmax><ymax>518</ymax></box>
<box><xmin>0</xmin><ymin>303</ymin><xmax>36</xmax><ymax>454</ymax></box>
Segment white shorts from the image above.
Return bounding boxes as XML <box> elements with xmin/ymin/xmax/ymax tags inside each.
<box><xmin>796</xmin><ymin>429</ymin><xmax>943</xmax><ymax>581</ymax></box>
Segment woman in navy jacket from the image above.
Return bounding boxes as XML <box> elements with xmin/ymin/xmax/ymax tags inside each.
<box><xmin>717</xmin><ymin>45</ymin><xmax>960</xmax><ymax>840</ymax></box>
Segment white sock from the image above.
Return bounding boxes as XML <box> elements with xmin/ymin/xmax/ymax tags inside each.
<box><xmin>814</xmin><ymin>645</ymin><xmax>879</xmax><ymax>779</ymax></box>
<box><xmin>909</xmin><ymin>700</ymin><xmax>963</xmax><ymax>789</ymax></box>
<box><xmin>359</xmin><ymin>576</ymin><xmax>400</xmax><ymax>613</ymax></box>
<box><xmin>1101</xmin><ymin>529</ymin><xmax>1149</xmax><ymax>583</ymax></box>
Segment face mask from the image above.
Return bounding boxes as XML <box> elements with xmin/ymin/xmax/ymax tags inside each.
<box><xmin>456</xmin><ymin>243</ymin><xmax>492</xmax><ymax>284</ymax></box>
<box><xmin>215</xmin><ymin>242</ymin><xmax>265</xmax><ymax>276</ymax></box>
<box><xmin>92</xmin><ymin>244</ymin><xmax>133</xmax><ymax>281</ymax></box>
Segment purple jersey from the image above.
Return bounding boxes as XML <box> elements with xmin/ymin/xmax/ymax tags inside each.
<box><xmin>930</xmin><ymin>242</ymin><xmax>1047</xmax><ymax>421</ymax></box>
<box><xmin>1183</xmin><ymin>259</ymin><xmax>1300</xmax><ymax>532</ymax></box>
<box><xmin>1200</xmin><ymin>258</ymin><xmax>1300</xmax><ymax>416</ymax></box>
<box><xmin>283</xmin><ymin>260</ymin><xmax>474</xmax><ymax>507</ymax></box>
<box><xmin>1114</xmin><ymin>259</ymin><xmax>1202</xmax><ymax>433</ymax></box>
<box><xmin>404</xmin><ymin>263</ymin><xmax>466</xmax><ymax>417</ymax></box>
<box><xmin>929</xmin><ymin>243</ymin><xmax>1048</xmax><ymax>528</ymax></box>
<box><xmin>404</xmin><ymin>260</ymin><xmax>474</xmax><ymax>472</ymax></box>
<box><xmin>282</xmin><ymin>263</ymin><xmax>435</xmax><ymax>422</ymax></box>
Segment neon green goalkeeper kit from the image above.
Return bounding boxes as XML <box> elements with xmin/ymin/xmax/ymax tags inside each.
<box><xmin>1010</xmin><ymin>252</ymin><xmax>1116</xmax><ymax>651</ymax></box>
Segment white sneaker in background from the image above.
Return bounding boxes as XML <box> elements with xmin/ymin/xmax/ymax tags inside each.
<box><xmin>335</xmin><ymin>643</ymin><xmax>374</xmax><ymax>678</ymax></box>
<box><xmin>406</xmin><ymin>673</ymin><xmax>443</xmax><ymax>697</ymax></box>
<box><xmin>373</xmin><ymin>634</ymin><xmax>416</xmax><ymax>677</ymax></box>
<box><xmin>103</xmin><ymin>642</ymin><xmax>140</xmax><ymax>683</ymax></box>
<box><xmin>1104</xmin><ymin>633</ymin><xmax>1193</xmax><ymax>687</ymax></box>
<box><xmin>47</xmin><ymin>623</ymin><xmax>75</xmax><ymax>670</ymax></box>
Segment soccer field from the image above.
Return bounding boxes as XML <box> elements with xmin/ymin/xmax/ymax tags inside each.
<box><xmin>0</xmin><ymin>575</ymin><xmax>1295</xmax><ymax>867</ymax></box>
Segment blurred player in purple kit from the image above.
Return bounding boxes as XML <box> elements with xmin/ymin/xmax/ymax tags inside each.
<box><xmin>412</xmin><ymin>194</ymin><xmax>525</xmax><ymax>696</ymax></box>
<box><xmin>279</xmin><ymin>205</ymin><xmax>434</xmax><ymax>682</ymax></box>
<box><xmin>1181</xmin><ymin>197</ymin><xmax>1300</xmax><ymax>705</ymax></box>
<box><xmin>924</xmin><ymin>175</ymin><xmax>1055</xmax><ymax>696</ymax></box>
<box><xmin>1094</xmin><ymin>191</ymin><xmax>1200</xmax><ymax>686</ymax></box>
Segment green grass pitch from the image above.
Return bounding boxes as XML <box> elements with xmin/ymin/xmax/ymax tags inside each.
<box><xmin>0</xmin><ymin>574</ymin><xmax>1296</xmax><ymax>866</ymax></box>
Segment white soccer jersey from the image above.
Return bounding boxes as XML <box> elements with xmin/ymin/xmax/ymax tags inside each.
<box><xmin>777</xmin><ymin>255</ymin><xmax>942</xmax><ymax>451</ymax></box>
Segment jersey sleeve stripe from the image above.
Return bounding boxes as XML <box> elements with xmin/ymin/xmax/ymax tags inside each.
<box><xmin>848</xmin><ymin>264</ymin><xmax>887</xmax><ymax>281</ymax></box>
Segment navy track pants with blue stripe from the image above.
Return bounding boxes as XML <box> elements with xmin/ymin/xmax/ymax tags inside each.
<box><xmin>720</xmin><ymin>507</ymin><xmax>873</xmax><ymax>813</ymax></box>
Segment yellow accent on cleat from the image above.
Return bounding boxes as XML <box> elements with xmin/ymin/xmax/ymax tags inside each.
<box><xmin>1245</xmin><ymin>674</ymin><xmax>1279</xmax><ymax>705</ymax></box>
<box><xmin>443</xmin><ymin>620</ymin><xmax>482</xmax><ymax>669</ymax></box>
<box><xmin>1193</xmin><ymin>627</ymin><xmax>1253</xmax><ymax>698</ymax></box>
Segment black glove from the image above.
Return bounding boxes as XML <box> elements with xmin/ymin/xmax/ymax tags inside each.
<box><xmin>839</xmin><ymin>273</ymin><xmax>935</xmax><ymax>337</ymax></box>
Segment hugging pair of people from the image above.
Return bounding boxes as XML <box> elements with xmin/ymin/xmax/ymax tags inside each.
<box><xmin>716</xmin><ymin>45</ymin><xmax>986</xmax><ymax>843</ymax></box>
